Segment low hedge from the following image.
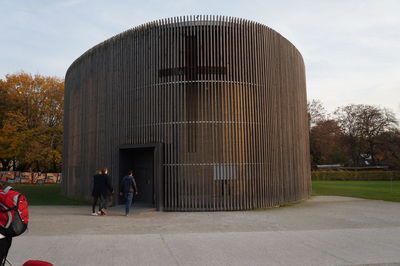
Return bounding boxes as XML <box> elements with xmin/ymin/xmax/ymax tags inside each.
<box><xmin>312</xmin><ymin>170</ymin><xmax>400</xmax><ymax>181</ymax></box>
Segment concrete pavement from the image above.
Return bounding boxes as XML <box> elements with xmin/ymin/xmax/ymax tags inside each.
<box><xmin>7</xmin><ymin>196</ymin><xmax>400</xmax><ymax>265</ymax></box>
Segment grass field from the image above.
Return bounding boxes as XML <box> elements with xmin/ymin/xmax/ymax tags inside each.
<box><xmin>6</xmin><ymin>184</ymin><xmax>88</xmax><ymax>205</ymax></box>
<box><xmin>312</xmin><ymin>180</ymin><xmax>400</xmax><ymax>202</ymax></box>
<box><xmin>4</xmin><ymin>182</ymin><xmax>400</xmax><ymax>205</ymax></box>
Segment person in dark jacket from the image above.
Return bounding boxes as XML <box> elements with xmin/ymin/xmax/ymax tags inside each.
<box><xmin>0</xmin><ymin>182</ymin><xmax>12</xmax><ymax>265</ymax></box>
<box><xmin>97</xmin><ymin>168</ymin><xmax>114</xmax><ymax>216</ymax></box>
<box><xmin>119</xmin><ymin>170</ymin><xmax>138</xmax><ymax>216</ymax></box>
<box><xmin>0</xmin><ymin>233</ymin><xmax>12</xmax><ymax>265</ymax></box>
<box><xmin>91</xmin><ymin>170</ymin><xmax>102</xmax><ymax>216</ymax></box>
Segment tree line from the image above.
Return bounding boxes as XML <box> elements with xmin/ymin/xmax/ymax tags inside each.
<box><xmin>0</xmin><ymin>73</ymin><xmax>64</xmax><ymax>172</ymax></box>
<box><xmin>308</xmin><ymin>100</ymin><xmax>400</xmax><ymax>168</ymax></box>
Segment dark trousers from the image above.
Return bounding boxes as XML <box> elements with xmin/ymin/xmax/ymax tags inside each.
<box><xmin>0</xmin><ymin>237</ymin><xmax>12</xmax><ymax>266</ymax></box>
<box><xmin>100</xmin><ymin>195</ymin><xmax>110</xmax><ymax>210</ymax></box>
<box><xmin>92</xmin><ymin>196</ymin><xmax>100</xmax><ymax>213</ymax></box>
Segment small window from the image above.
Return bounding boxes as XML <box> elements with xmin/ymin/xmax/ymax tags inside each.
<box><xmin>213</xmin><ymin>164</ymin><xmax>237</xmax><ymax>180</ymax></box>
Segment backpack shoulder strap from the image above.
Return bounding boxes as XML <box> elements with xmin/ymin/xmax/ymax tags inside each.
<box><xmin>0</xmin><ymin>186</ymin><xmax>13</xmax><ymax>194</ymax></box>
<box><xmin>131</xmin><ymin>177</ymin><xmax>138</xmax><ymax>192</ymax></box>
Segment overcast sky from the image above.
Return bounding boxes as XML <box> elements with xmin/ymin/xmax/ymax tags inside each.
<box><xmin>1</xmin><ymin>0</ymin><xmax>399</xmax><ymax>118</ymax></box>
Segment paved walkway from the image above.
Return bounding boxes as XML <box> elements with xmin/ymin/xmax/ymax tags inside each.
<box><xmin>7</xmin><ymin>196</ymin><xmax>400</xmax><ymax>265</ymax></box>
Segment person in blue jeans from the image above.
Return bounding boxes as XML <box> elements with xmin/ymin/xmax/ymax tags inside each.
<box><xmin>119</xmin><ymin>171</ymin><xmax>138</xmax><ymax>216</ymax></box>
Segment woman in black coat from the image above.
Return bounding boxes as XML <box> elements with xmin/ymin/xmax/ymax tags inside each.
<box><xmin>91</xmin><ymin>170</ymin><xmax>102</xmax><ymax>215</ymax></box>
<box><xmin>97</xmin><ymin>168</ymin><xmax>113</xmax><ymax>215</ymax></box>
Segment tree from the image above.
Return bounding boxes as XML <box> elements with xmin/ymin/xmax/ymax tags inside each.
<box><xmin>310</xmin><ymin>119</ymin><xmax>349</xmax><ymax>166</ymax></box>
<box><xmin>307</xmin><ymin>100</ymin><xmax>348</xmax><ymax>166</ymax></box>
<box><xmin>0</xmin><ymin>72</ymin><xmax>64</xmax><ymax>172</ymax></box>
<box><xmin>375</xmin><ymin>129</ymin><xmax>400</xmax><ymax>168</ymax></box>
<box><xmin>334</xmin><ymin>104</ymin><xmax>398</xmax><ymax>166</ymax></box>
<box><xmin>307</xmin><ymin>99</ymin><xmax>328</xmax><ymax>126</ymax></box>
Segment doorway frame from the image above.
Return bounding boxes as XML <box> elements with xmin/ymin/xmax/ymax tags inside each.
<box><xmin>118</xmin><ymin>143</ymin><xmax>163</xmax><ymax>211</ymax></box>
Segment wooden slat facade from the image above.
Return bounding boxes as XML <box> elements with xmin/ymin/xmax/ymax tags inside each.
<box><xmin>63</xmin><ymin>16</ymin><xmax>311</xmax><ymax>211</ymax></box>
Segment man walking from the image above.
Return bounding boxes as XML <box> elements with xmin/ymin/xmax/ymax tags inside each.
<box><xmin>119</xmin><ymin>171</ymin><xmax>138</xmax><ymax>216</ymax></box>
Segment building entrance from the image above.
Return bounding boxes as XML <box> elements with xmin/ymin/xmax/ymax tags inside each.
<box><xmin>119</xmin><ymin>144</ymin><xmax>163</xmax><ymax>210</ymax></box>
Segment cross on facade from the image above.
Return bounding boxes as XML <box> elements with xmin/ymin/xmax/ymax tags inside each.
<box><xmin>159</xmin><ymin>35</ymin><xmax>226</xmax><ymax>152</ymax></box>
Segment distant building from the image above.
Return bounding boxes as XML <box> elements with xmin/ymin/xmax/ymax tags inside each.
<box><xmin>63</xmin><ymin>16</ymin><xmax>311</xmax><ymax>211</ymax></box>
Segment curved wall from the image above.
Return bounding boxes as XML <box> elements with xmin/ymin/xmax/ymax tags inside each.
<box><xmin>63</xmin><ymin>16</ymin><xmax>311</xmax><ymax>210</ymax></box>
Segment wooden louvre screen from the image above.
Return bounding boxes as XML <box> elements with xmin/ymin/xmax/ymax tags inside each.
<box><xmin>63</xmin><ymin>16</ymin><xmax>311</xmax><ymax>210</ymax></box>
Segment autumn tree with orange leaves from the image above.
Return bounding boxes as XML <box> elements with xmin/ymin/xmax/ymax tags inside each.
<box><xmin>0</xmin><ymin>72</ymin><xmax>64</xmax><ymax>172</ymax></box>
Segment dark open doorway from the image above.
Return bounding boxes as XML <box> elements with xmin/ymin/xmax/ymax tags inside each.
<box><xmin>119</xmin><ymin>143</ymin><xmax>163</xmax><ymax>210</ymax></box>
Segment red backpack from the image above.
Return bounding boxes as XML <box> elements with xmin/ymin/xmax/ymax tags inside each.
<box><xmin>0</xmin><ymin>186</ymin><xmax>29</xmax><ymax>237</ymax></box>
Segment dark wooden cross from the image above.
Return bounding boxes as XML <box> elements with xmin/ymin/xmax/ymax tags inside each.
<box><xmin>159</xmin><ymin>35</ymin><xmax>226</xmax><ymax>152</ymax></box>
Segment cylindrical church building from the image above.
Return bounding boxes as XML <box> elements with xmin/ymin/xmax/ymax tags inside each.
<box><xmin>63</xmin><ymin>16</ymin><xmax>311</xmax><ymax>211</ymax></box>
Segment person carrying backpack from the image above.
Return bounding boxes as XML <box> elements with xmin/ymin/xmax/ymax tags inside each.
<box><xmin>0</xmin><ymin>234</ymin><xmax>12</xmax><ymax>265</ymax></box>
<box><xmin>0</xmin><ymin>185</ymin><xmax>29</xmax><ymax>265</ymax></box>
<box><xmin>119</xmin><ymin>171</ymin><xmax>138</xmax><ymax>216</ymax></box>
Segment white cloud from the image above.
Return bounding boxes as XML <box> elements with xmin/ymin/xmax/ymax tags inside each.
<box><xmin>308</xmin><ymin>67</ymin><xmax>400</xmax><ymax>118</ymax></box>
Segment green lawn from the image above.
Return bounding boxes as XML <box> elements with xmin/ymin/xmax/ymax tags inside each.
<box><xmin>312</xmin><ymin>180</ymin><xmax>400</xmax><ymax>202</ymax></box>
<box><xmin>6</xmin><ymin>184</ymin><xmax>88</xmax><ymax>205</ymax></box>
<box><xmin>4</xmin><ymin>182</ymin><xmax>400</xmax><ymax>205</ymax></box>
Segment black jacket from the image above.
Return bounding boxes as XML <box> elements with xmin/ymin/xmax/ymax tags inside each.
<box><xmin>120</xmin><ymin>175</ymin><xmax>138</xmax><ymax>194</ymax></box>
<box><xmin>92</xmin><ymin>174</ymin><xmax>113</xmax><ymax>197</ymax></box>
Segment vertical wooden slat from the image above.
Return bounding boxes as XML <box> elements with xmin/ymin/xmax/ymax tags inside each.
<box><xmin>233</xmin><ymin>17</ymin><xmax>241</xmax><ymax>210</ymax></box>
<box><xmin>257</xmin><ymin>22</ymin><xmax>265</xmax><ymax>207</ymax></box>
